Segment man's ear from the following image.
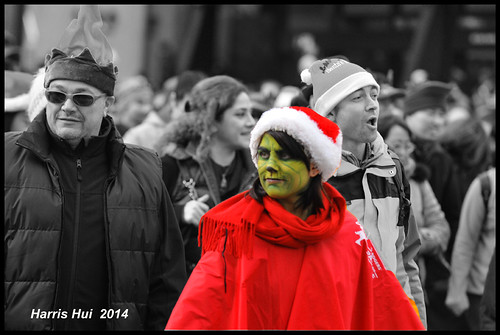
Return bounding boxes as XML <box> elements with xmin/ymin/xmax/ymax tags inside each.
<box><xmin>309</xmin><ymin>164</ymin><xmax>320</xmax><ymax>178</ymax></box>
<box><xmin>105</xmin><ymin>96</ymin><xmax>116</xmax><ymax>108</ymax></box>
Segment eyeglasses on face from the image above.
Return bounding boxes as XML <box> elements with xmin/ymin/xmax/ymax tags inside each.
<box><xmin>45</xmin><ymin>90</ymin><xmax>106</xmax><ymax>107</ymax></box>
<box><xmin>388</xmin><ymin>142</ymin><xmax>416</xmax><ymax>154</ymax></box>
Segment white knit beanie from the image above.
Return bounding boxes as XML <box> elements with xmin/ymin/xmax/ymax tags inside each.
<box><xmin>300</xmin><ymin>58</ymin><xmax>380</xmax><ymax>117</ymax></box>
<box><xmin>250</xmin><ymin>106</ymin><xmax>342</xmax><ymax>181</ymax></box>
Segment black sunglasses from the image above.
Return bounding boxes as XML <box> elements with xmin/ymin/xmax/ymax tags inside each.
<box><xmin>45</xmin><ymin>90</ymin><xmax>106</xmax><ymax>107</ymax></box>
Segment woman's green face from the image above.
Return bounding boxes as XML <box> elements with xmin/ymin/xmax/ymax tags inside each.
<box><xmin>257</xmin><ymin>133</ymin><xmax>311</xmax><ymax>201</ymax></box>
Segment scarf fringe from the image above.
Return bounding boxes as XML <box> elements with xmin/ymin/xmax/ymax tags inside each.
<box><xmin>199</xmin><ymin>216</ymin><xmax>256</xmax><ymax>258</ymax></box>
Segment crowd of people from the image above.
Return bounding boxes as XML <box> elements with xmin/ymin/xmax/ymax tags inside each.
<box><xmin>4</xmin><ymin>5</ymin><xmax>496</xmax><ymax>331</ymax></box>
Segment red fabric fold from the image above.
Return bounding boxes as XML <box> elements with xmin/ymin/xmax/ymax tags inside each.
<box><xmin>167</xmin><ymin>183</ymin><xmax>427</xmax><ymax>330</ymax></box>
<box><xmin>167</xmin><ymin>204</ymin><xmax>425</xmax><ymax>330</ymax></box>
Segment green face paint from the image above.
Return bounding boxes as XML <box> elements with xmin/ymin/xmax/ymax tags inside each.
<box><xmin>257</xmin><ymin>133</ymin><xmax>310</xmax><ymax>201</ymax></box>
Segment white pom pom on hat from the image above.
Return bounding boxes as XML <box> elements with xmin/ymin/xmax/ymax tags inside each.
<box><xmin>300</xmin><ymin>68</ymin><xmax>312</xmax><ymax>85</ymax></box>
<box><xmin>250</xmin><ymin>106</ymin><xmax>343</xmax><ymax>182</ymax></box>
<box><xmin>303</xmin><ymin>58</ymin><xmax>380</xmax><ymax>117</ymax></box>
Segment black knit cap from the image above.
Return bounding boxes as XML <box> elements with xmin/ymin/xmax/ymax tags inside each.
<box><xmin>44</xmin><ymin>5</ymin><xmax>117</xmax><ymax>96</ymax></box>
<box><xmin>403</xmin><ymin>81</ymin><xmax>452</xmax><ymax>116</ymax></box>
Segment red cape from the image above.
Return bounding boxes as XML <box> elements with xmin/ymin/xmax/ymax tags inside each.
<box><xmin>166</xmin><ymin>209</ymin><xmax>424</xmax><ymax>330</ymax></box>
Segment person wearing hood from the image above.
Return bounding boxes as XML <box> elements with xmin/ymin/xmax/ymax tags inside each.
<box><xmin>156</xmin><ymin>75</ymin><xmax>257</xmax><ymax>276</ymax></box>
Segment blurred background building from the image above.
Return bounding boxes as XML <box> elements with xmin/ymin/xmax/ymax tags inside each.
<box><xmin>4</xmin><ymin>4</ymin><xmax>495</xmax><ymax>94</ymax></box>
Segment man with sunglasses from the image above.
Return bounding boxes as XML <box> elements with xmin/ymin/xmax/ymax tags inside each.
<box><xmin>4</xmin><ymin>6</ymin><xmax>186</xmax><ymax>331</ymax></box>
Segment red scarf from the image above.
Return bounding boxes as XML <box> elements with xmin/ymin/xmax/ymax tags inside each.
<box><xmin>199</xmin><ymin>183</ymin><xmax>346</xmax><ymax>258</ymax></box>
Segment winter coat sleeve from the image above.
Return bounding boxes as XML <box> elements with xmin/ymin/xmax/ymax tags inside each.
<box><xmin>161</xmin><ymin>154</ymin><xmax>181</xmax><ymax>197</ymax></box>
<box><xmin>401</xmin><ymin>208</ymin><xmax>427</xmax><ymax>328</ymax></box>
<box><xmin>399</xmin><ymin>160</ymin><xmax>427</xmax><ymax>328</ymax></box>
<box><xmin>427</xmin><ymin>150</ymin><xmax>461</xmax><ymax>260</ymax></box>
<box><xmin>418</xmin><ymin>179</ymin><xmax>450</xmax><ymax>255</ymax></box>
<box><xmin>161</xmin><ymin>154</ymin><xmax>186</xmax><ymax>224</ymax></box>
<box><xmin>145</xmin><ymin>174</ymin><xmax>187</xmax><ymax>330</ymax></box>
<box><xmin>446</xmin><ymin>176</ymin><xmax>487</xmax><ymax>307</ymax></box>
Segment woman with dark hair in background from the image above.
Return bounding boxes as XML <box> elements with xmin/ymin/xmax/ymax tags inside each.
<box><xmin>156</xmin><ymin>75</ymin><xmax>257</xmax><ymax>276</ymax></box>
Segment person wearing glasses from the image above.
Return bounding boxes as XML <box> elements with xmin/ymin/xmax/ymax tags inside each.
<box><xmin>378</xmin><ymin>114</ymin><xmax>451</xmax><ymax>316</ymax></box>
<box><xmin>299</xmin><ymin>58</ymin><xmax>426</xmax><ymax>327</ymax></box>
<box><xmin>4</xmin><ymin>6</ymin><xmax>186</xmax><ymax>331</ymax></box>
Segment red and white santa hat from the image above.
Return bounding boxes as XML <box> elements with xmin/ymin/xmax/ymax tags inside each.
<box><xmin>301</xmin><ymin>58</ymin><xmax>380</xmax><ymax>117</ymax></box>
<box><xmin>250</xmin><ymin>106</ymin><xmax>342</xmax><ymax>181</ymax></box>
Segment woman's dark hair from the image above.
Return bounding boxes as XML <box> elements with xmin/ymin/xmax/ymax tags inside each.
<box><xmin>249</xmin><ymin>130</ymin><xmax>325</xmax><ymax>215</ymax></box>
<box><xmin>189</xmin><ymin>75</ymin><xmax>248</xmax><ymax>122</ymax></box>
<box><xmin>377</xmin><ymin>113</ymin><xmax>413</xmax><ymax>140</ymax></box>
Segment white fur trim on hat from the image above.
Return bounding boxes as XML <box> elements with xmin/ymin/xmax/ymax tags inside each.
<box><xmin>314</xmin><ymin>71</ymin><xmax>379</xmax><ymax>117</ymax></box>
<box><xmin>250</xmin><ymin>106</ymin><xmax>342</xmax><ymax>181</ymax></box>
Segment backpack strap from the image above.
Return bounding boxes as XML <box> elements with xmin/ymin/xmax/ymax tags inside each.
<box><xmin>388</xmin><ymin>149</ymin><xmax>411</xmax><ymax>235</ymax></box>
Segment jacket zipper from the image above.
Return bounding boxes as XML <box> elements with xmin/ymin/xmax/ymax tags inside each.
<box><xmin>63</xmin><ymin>158</ymin><xmax>82</xmax><ymax>329</ymax></box>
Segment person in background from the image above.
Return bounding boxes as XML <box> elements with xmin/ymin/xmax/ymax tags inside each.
<box><xmin>108</xmin><ymin>74</ymin><xmax>154</xmax><ymax>136</ymax></box>
<box><xmin>5</xmin><ymin>67</ymin><xmax>47</xmax><ymax>126</ymax></box>
<box><xmin>402</xmin><ymin>79</ymin><xmax>464</xmax><ymax>330</ymax></box>
<box><xmin>4</xmin><ymin>68</ymin><xmax>40</xmax><ymax>132</ymax></box>
<box><xmin>156</xmin><ymin>75</ymin><xmax>257</xmax><ymax>276</ymax></box>
<box><xmin>378</xmin><ymin>83</ymin><xmax>406</xmax><ymax>118</ymax></box>
<box><xmin>122</xmin><ymin>70</ymin><xmax>206</xmax><ymax>150</ymax></box>
<box><xmin>378</xmin><ymin>114</ymin><xmax>450</xmax><ymax>306</ymax></box>
<box><xmin>403</xmin><ymin>81</ymin><xmax>462</xmax><ymax>259</ymax></box>
<box><xmin>5</xmin><ymin>29</ymin><xmax>22</xmax><ymax>71</ymax></box>
<box><xmin>168</xmin><ymin>70</ymin><xmax>208</xmax><ymax>122</ymax></box>
<box><xmin>438</xmin><ymin>116</ymin><xmax>492</xmax><ymax>203</ymax></box>
<box><xmin>249</xmin><ymin>90</ymin><xmax>273</xmax><ymax>121</ymax></box>
<box><xmin>300</xmin><ymin>58</ymin><xmax>426</xmax><ymax>327</ymax></box>
<box><xmin>445</xmin><ymin>124</ymin><xmax>496</xmax><ymax>330</ymax></box>
<box><xmin>273</xmin><ymin>85</ymin><xmax>302</xmax><ymax>108</ymax></box>
<box><xmin>165</xmin><ymin>106</ymin><xmax>425</xmax><ymax>330</ymax></box>
<box><xmin>4</xmin><ymin>6</ymin><xmax>186</xmax><ymax>330</ymax></box>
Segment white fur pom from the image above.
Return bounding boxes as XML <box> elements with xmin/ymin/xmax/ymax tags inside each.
<box><xmin>300</xmin><ymin>68</ymin><xmax>312</xmax><ymax>85</ymax></box>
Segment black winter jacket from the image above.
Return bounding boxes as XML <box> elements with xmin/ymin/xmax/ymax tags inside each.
<box><xmin>161</xmin><ymin>143</ymin><xmax>257</xmax><ymax>275</ymax></box>
<box><xmin>4</xmin><ymin>111</ymin><xmax>187</xmax><ymax>330</ymax></box>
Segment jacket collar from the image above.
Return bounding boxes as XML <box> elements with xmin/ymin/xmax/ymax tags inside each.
<box><xmin>16</xmin><ymin>110</ymin><xmax>125</xmax><ymax>171</ymax></box>
<box><xmin>337</xmin><ymin>132</ymin><xmax>395</xmax><ymax>176</ymax></box>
